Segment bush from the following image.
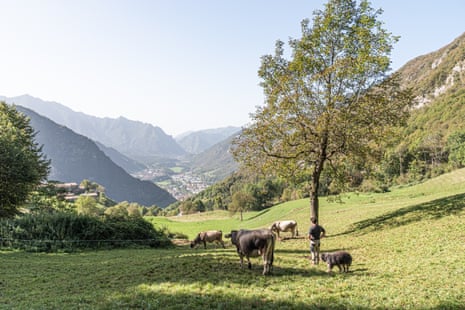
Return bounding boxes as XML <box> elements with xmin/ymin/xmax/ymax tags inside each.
<box><xmin>358</xmin><ymin>179</ymin><xmax>389</xmax><ymax>193</ymax></box>
<box><xmin>0</xmin><ymin>211</ymin><xmax>172</xmax><ymax>252</ymax></box>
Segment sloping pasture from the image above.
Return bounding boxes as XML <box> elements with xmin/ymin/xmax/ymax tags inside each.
<box><xmin>1</xmin><ymin>169</ymin><xmax>465</xmax><ymax>309</ymax></box>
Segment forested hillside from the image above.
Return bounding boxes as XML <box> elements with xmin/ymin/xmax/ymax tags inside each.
<box><xmin>389</xmin><ymin>32</ymin><xmax>465</xmax><ymax>181</ymax></box>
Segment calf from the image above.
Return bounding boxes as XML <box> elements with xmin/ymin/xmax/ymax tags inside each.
<box><xmin>225</xmin><ymin>229</ymin><xmax>275</xmax><ymax>275</ymax></box>
<box><xmin>321</xmin><ymin>251</ymin><xmax>352</xmax><ymax>273</ymax></box>
<box><xmin>270</xmin><ymin>220</ymin><xmax>298</xmax><ymax>239</ymax></box>
<box><xmin>190</xmin><ymin>230</ymin><xmax>225</xmax><ymax>249</ymax></box>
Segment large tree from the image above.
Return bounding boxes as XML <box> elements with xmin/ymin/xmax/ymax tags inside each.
<box><xmin>0</xmin><ymin>102</ymin><xmax>50</xmax><ymax>218</ymax></box>
<box><xmin>232</xmin><ymin>0</ymin><xmax>413</xmax><ymax>219</ymax></box>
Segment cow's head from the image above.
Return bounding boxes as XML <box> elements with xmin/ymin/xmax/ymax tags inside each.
<box><xmin>321</xmin><ymin>253</ymin><xmax>328</xmax><ymax>262</ymax></box>
<box><xmin>190</xmin><ymin>233</ymin><xmax>202</xmax><ymax>248</ymax></box>
<box><xmin>225</xmin><ymin>230</ymin><xmax>238</xmax><ymax>245</ymax></box>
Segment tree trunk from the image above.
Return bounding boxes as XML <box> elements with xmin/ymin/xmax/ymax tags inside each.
<box><xmin>310</xmin><ymin>137</ymin><xmax>327</xmax><ymax>221</ymax></box>
<box><xmin>310</xmin><ymin>171</ymin><xmax>320</xmax><ymax>220</ymax></box>
<box><xmin>310</xmin><ymin>186</ymin><xmax>319</xmax><ymax>220</ymax></box>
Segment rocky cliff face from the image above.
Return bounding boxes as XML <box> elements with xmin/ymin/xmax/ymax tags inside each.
<box><xmin>397</xmin><ymin>32</ymin><xmax>465</xmax><ymax>107</ymax></box>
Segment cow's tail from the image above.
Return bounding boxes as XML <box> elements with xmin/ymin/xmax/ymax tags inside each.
<box><xmin>262</xmin><ymin>233</ymin><xmax>275</xmax><ymax>275</ymax></box>
<box><xmin>296</xmin><ymin>223</ymin><xmax>299</xmax><ymax>236</ymax></box>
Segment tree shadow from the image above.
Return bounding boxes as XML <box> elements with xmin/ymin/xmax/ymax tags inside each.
<box><xmin>275</xmin><ymin>248</ymin><xmax>309</xmax><ymax>255</ymax></box>
<box><xmin>339</xmin><ymin>193</ymin><xmax>465</xmax><ymax>236</ymax></box>
<box><xmin>142</xmin><ymin>248</ymin><xmax>335</xmax><ymax>283</ymax></box>
<box><xmin>277</xmin><ymin>236</ymin><xmax>305</xmax><ymax>241</ymax></box>
<box><xmin>245</xmin><ymin>208</ymin><xmax>270</xmax><ymax>220</ymax></box>
<box><xmin>103</xmin><ymin>288</ymin><xmax>374</xmax><ymax>309</ymax></box>
<box><xmin>101</xmin><ymin>250</ymin><xmax>375</xmax><ymax>309</ymax></box>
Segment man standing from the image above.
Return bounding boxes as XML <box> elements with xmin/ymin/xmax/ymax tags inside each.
<box><xmin>308</xmin><ymin>217</ymin><xmax>326</xmax><ymax>265</ymax></box>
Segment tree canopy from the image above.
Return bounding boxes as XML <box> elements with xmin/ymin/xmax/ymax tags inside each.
<box><xmin>232</xmin><ymin>0</ymin><xmax>413</xmax><ymax>219</ymax></box>
<box><xmin>0</xmin><ymin>102</ymin><xmax>50</xmax><ymax>218</ymax></box>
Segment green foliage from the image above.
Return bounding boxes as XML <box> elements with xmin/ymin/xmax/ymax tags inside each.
<box><xmin>104</xmin><ymin>204</ymin><xmax>129</xmax><ymax>218</ymax></box>
<box><xmin>0</xmin><ymin>102</ymin><xmax>50</xmax><ymax>218</ymax></box>
<box><xmin>232</xmin><ymin>0</ymin><xmax>412</xmax><ymax>218</ymax></box>
<box><xmin>0</xmin><ymin>211</ymin><xmax>172</xmax><ymax>252</ymax></box>
<box><xmin>381</xmin><ymin>89</ymin><xmax>465</xmax><ymax>183</ymax></box>
<box><xmin>447</xmin><ymin>129</ymin><xmax>465</xmax><ymax>168</ymax></box>
<box><xmin>25</xmin><ymin>183</ymin><xmax>75</xmax><ymax>213</ymax></box>
<box><xmin>228</xmin><ymin>191</ymin><xmax>255</xmax><ymax>221</ymax></box>
<box><xmin>0</xmin><ymin>212</ymin><xmax>107</xmax><ymax>251</ymax></box>
<box><xmin>76</xmin><ymin>195</ymin><xmax>104</xmax><ymax>217</ymax></box>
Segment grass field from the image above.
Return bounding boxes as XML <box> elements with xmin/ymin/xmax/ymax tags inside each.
<box><xmin>2</xmin><ymin>169</ymin><xmax>465</xmax><ymax>309</ymax></box>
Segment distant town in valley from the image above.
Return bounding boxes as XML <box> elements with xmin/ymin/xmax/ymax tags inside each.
<box><xmin>133</xmin><ymin>167</ymin><xmax>209</xmax><ymax>201</ymax></box>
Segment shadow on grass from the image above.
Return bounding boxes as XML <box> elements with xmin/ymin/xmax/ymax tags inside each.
<box><xmin>103</xmin><ymin>251</ymin><xmax>379</xmax><ymax>310</ymax></box>
<box><xmin>245</xmin><ymin>208</ymin><xmax>271</xmax><ymax>220</ymax></box>
<box><xmin>275</xmin><ymin>248</ymin><xmax>309</xmax><ymax>255</ymax></box>
<box><xmin>104</xmin><ymin>289</ymin><xmax>374</xmax><ymax>310</ymax></box>
<box><xmin>145</xmin><ymin>249</ymin><xmax>329</xmax><ymax>281</ymax></box>
<box><xmin>277</xmin><ymin>236</ymin><xmax>306</xmax><ymax>241</ymax></box>
<box><xmin>104</xmin><ymin>250</ymin><xmax>374</xmax><ymax>309</ymax></box>
<box><xmin>339</xmin><ymin>193</ymin><xmax>465</xmax><ymax>236</ymax></box>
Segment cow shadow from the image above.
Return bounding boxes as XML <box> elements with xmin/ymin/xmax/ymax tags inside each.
<box><xmin>144</xmin><ymin>248</ymin><xmax>338</xmax><ymax>284</ymax></box>
<box><xmin>338</xmin><ymin>193</ymin><xmax>465</xmax><ymax>236</ymax></box>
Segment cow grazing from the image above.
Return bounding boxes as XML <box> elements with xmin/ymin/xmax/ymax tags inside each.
<box><xmin>190</xmin><ymin>230</ymin><xmax>225</xmax><ymax>249</ymax></box>
<box><xmin>225</xmin><ymin>229</ymin><xmax>275</xmax><ymax>275</ymax></box>
<box><xmin>270</xmin><ymin>220</ymin><xmax>298</xmax><ymax>239</ymax></box>
<box><xmin>321</xmin><ymin>251</ymin><xmax>352</xmax><ymax>273</ymax></box>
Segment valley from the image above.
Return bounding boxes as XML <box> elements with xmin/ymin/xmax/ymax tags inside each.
<box><xmin>133</xmin><ymin>165</ymin><xmax>210</xmax><ymax>200</ymax></box>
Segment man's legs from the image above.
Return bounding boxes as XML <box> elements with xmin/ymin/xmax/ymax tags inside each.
<box><xmin>310</xmin><ymin>240</ymin><xmax>320</xmax><ymax>265</ymax></box>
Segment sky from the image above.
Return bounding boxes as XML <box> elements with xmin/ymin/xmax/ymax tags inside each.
<box><xmin>1</xmin><ymin>1</ymin><xmax>464</xmax><ymax>136</ymax></box>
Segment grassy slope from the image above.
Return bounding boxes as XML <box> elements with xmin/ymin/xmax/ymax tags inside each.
<box><xmin>2</xmin><ymin>169</ymin><xmax>465</xmax><ymax>309</ymax></box>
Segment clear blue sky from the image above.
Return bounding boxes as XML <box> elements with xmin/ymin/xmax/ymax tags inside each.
<box><xmin>1</xmin><ymin>0</ymin><xmax>464</xmax><ymax>136</ymax></box>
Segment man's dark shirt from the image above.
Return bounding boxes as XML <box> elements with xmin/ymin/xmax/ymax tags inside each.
<box><xmin>308</xmin><ymin>224</ymin><xmax>325</xmax><ymax>240</ymax></box>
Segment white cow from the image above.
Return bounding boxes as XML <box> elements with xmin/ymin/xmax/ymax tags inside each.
<box><xmin>269</xmin><ymin>220</ymin><xmax>299</xmax><ymax>239</ymax></box>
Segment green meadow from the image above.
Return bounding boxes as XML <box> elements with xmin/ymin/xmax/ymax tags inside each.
<box><xmin>2</xmin><ymin>169</ymin><xmax>465</xmax><ymax>309</ymax></box>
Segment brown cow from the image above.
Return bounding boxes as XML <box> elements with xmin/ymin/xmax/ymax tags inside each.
<box><xmin>190</xmin><ymin>230</ymin><xmax>225</xmax><ymax>249</ymax></box>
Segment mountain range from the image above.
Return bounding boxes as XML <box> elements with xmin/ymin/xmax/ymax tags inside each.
<box><xmin>15</xmin><ymin>106</ymin><xmax>177</xmax><ymax>207</ymax></box>
<box><xmin>0</xmin><ymin>94</ymin><xmax>241</xmax><ymax>185</ymax></box>
<box><xmin>0</xmin><ymin>95</ymin><xmax>186</xmax><ymax>163</ymax></box>
<box><xmin>0</xmin><ymin>95</ymin><xmax>241</xmax><ymax>205</ymax></box>
<box><xmin>0</xmin><ymin>94</ymin><xmax>241</xmax><ymax>162</ymax></box>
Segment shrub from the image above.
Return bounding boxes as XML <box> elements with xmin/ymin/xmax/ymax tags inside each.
<box><xmin>0</xmin><ymin>211</ymin><xmax>171</xmax><ymax>252</ymax></box>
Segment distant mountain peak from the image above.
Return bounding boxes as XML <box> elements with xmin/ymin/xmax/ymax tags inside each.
<box><xmin>0</xmin><ymin>95</ymin><xmax>186</xmax><ymax>162</ymax></box>
<box><xmin>176</xmin><ymin>126</ymin><xmax>241</xmax><ymax>154</ymax></box>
